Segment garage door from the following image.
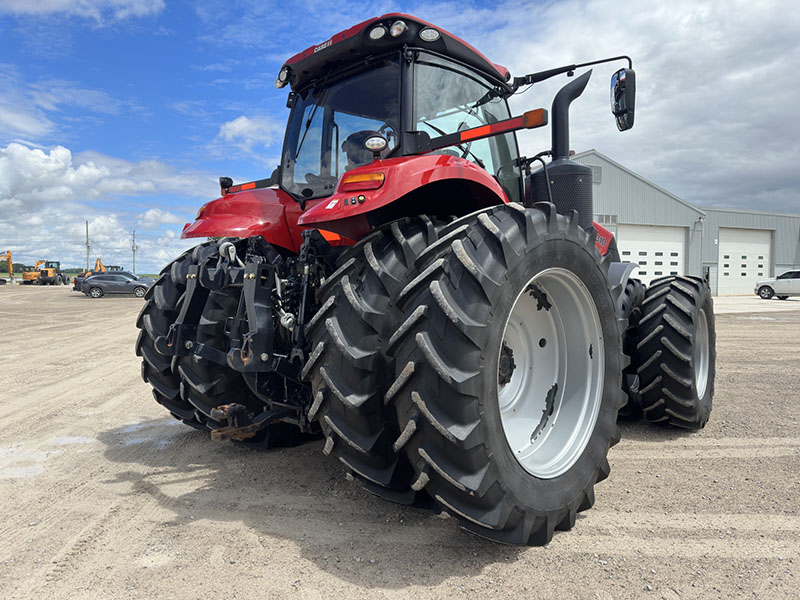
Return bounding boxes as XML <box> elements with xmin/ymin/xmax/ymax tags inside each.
<box><xmin>717</xmin><ymin>228</ymin><xmax>771</xmax><ymax>295</ymax></box>
<box><xmin>616</xmin><ymin>225</ymin><xmax>686</xmax><ymax>286</ymax></box>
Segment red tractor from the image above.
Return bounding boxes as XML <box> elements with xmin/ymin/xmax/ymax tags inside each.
<box><xmin>137</xmin><ymin>14</ymin><xmax>715</xmax><ymax>545</ymax></box>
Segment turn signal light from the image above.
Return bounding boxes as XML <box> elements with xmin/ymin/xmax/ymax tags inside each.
<box><xmin>341</xmin><ymin>172</ymin><xmax>385</xmax><ymax>192</ymax></box>
<box><xmin>522</xmin><ymin>108</ymin><xmax>548</xmax><ymax>128</ymax></box>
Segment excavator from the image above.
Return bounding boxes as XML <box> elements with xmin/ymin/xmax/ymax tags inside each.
<box><xmin>21</xmin><ymin>260</ymin><xmax>68</xmax><ymax>285</ymax></box>
<box><xmin>1</xmin><ymin>250</ymin><xmax>12</xmax><ymax>284</ymax></box>
<box><xmin>73</xmin><ymin>258</ymin><xmax>123</xmax><ymax>291</ymax></box>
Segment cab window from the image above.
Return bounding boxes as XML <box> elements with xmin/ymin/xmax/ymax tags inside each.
<box><xmin>414</xmin><ymin>53</ymin><xmax>521</xmax><ymax>203</ymax></box>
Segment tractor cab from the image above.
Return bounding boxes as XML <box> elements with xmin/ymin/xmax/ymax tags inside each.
<box><xmin>278</xmin><ymin>17</ymin><xmax>523</xmax><ymax>205</ymax></box>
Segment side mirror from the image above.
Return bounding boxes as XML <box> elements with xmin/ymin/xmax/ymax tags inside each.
<box><xmin>611</xmin><ymin>68</ymin><xmax>636</xmax><ymax>131</ymax></box>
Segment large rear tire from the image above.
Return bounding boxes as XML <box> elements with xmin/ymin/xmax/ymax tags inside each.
<box><xmin>304</xmin><ymin>216</ymin><xmax>441</xmax><ymax>504</ymax></box>
<box><xmin>633</xmin><ymin>276</ymin><xmax>715</xmax><ymax>428</ymax></box>
<box><xmin>617</xmin><ymin>278</ymin><xmax>646</xmax><ymax>420</ymax></box>
<box><xmin>386</xmin><ymin>204</ymin><xmax>621</xmax><ymax>545</ymax></box>
<box><xmin>135</xmin><ymin>242</ymin><xmax>218</xmax><ymax>430</ymax></box>
<box><xmin>177</xmin><ymin>283</ymin><xmax>304</xmax><ymax>447</ymax></box>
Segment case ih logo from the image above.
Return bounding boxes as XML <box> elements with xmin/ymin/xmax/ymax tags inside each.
<box><xmin>314</xmin><ymin>40</ymin><xmax>332</xmax><ymax>53</ymax></box>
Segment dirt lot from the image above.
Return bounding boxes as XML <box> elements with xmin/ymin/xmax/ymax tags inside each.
<box><xmin>1</xmin><ymin>285</ymin><xmax>798</xmax><ymax>599</ymax></box>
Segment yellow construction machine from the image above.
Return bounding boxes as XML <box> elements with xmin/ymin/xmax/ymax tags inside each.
<box><xmin>22</xmin><ymin>260</ymin><xmax>68</xmax><ymax>285</ymax></box>
<box><xmin>1</xmin><ymin>250</ymin><xmax>12</xmax><ymax>284</ymax></box>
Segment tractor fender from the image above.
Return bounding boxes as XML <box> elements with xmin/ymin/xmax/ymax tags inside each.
<box><xmin>608</xmin><ymin>261</ymin><xmax>639</xmax><ymax>316</ymax></box>
<box><xmin>297</xmin><ymin>154</ymin><xmax>508</xmax><ymax>238</ymax></box>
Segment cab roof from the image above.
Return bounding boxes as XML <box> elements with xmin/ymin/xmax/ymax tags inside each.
<box><xmin>281</xmin><ymin>13</ymin><xmax>510</xmax><ymax>91</ymax></box>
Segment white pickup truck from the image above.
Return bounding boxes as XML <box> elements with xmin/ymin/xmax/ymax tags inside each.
<box><xmin>755</xmin><ymin>270</ymin><xmax>800</xmax><ymax>299</ymax></box>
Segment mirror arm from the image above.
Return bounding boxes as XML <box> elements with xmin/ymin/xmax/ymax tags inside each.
<box><xmin>510</xmin><ymin>55</ymin><xmax>633</xmax><ymax>92</ymax></box>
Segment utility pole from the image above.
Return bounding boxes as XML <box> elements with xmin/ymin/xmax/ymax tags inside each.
<box><xmin>131</xmin><ymin>229</ymin><xmax>139</xmax><ymax>274</ymax></box>
<box><xmin>85</xmin><ymin>220</ymin><xmax>90</xmax><ymax>271</ymax></box>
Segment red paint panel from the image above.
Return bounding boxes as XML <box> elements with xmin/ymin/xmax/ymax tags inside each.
<box><xmin>593</xmin><ymin>222</ymin><xmax>614</xmax><ymax>256</ymax></box>
<box><xmin>298</xmin><ymin>154</ymin><xmax>508</xmax><ymax>236</ymax></box>
<box><xmin>181</xmin><ymin>187</ymin><xmax>333</xmax><ymax>252</ymax></box>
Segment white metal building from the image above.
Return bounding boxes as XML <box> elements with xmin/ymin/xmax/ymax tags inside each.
<box><xmin>573</xmin><ymin>150</ymin><xmax>800</xmax><ymax>295</ymax></box>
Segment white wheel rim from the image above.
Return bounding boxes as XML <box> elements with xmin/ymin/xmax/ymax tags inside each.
<box><xmin>497</xmin><ymin>267</ymin><xmax>605</xmax><ymax>479</ymax></box>
<box><xmin>694</xmin><ymin>307</ymin><xmax>710</xmax><ymax>398</ymax></box>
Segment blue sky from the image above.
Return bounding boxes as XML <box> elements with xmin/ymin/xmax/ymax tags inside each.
<box><xmin>1</xmin><ymin>0</ymin><xmax>799</xmax><ymax>272</ymax></box>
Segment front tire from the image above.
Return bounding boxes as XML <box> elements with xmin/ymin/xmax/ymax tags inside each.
<box><xmin>387</xmin><ymin>204</ymin><xmax>621</xmax><ymax>545</ymax></box>
<box><xmin>89</xmin><ymin>287</ymin><xmax>103</xmax><ymax>298</ymax></box>
<box><xmin>633</xmin><ymin>276</ymin><xmax>715</xmax><ymax>429</ymax></box>
<box><xmin>133</xmin><ymin>286</ymin><xmax>147</xmax><ymax>298</ymax></box>
<box><xmin>758</xmin><ymin>286</ymin><xmax>774</xmax><ymax>299</ymax></box>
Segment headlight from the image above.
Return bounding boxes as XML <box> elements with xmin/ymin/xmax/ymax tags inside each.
<box><xmin>369</xmin><ymin>25</ymin><xmax>387</xmax><ymax>40</ymax></box>
<box><xmin>389</xmin><ymin>20</ymin><xmax>407</xmax><ymax>37</ymax></box>
<box><xmin>419</xmin><ymin>28</ymin><xmax>440</xmax><ymax>42</ymax></box>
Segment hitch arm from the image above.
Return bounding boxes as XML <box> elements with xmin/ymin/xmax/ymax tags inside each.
<box><xmin>226</xmin><ymin>261</ymin><xmax>275</xmax><ymax>372</ymax></box>
<box><xmin>154</xmin><ymin>264</ymin><xmax>207</xmax><ymax>356</ymax></box>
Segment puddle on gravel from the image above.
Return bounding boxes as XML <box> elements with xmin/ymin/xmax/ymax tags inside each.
<box><xmin>0</xmin><ymin>445</ymin><xmax>63</xmax><ymax>479</ymax></box>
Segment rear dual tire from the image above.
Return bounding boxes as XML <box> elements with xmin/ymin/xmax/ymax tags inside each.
<box><xmin>304</xmin><ymin>216</ymin><xmax>441</xmax><ymax>504</ymax></box>
<box><xmin>385</xmin><ymin>204</ymin><xmax>621</xmax><ymax>544</ymax></box>
<box><xmin>633</xmin><ymin>276</ymin><xmax>715</xmax><ymax>429</ymax></box>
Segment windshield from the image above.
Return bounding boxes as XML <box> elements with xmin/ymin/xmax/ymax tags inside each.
<box><xmin>415</xmin><ymin>53</ymin><xmax>521</xmax><ymax>203</ymax></box>
<box><xmin>281</xmin><ymin>57</ymin><xmax>401</xmax><ymax>200</ymax></box>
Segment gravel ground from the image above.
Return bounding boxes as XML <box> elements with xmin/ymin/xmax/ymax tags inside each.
<box><xmin>0</xmin><ymin>285</ymin><xmax>798</xmax><ymax>599</ymax></box>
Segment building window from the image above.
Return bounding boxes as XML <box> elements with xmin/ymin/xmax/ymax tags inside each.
<box><xmin>741</xmin><ymin>264</ymin><xmax>747</xmax><ymax>268</ymax></box>
<box><xmin>723</xmin><ymin>273</ymin><xmax>729</xmax><ymax>276</ymax></box>
<box><xmin>741</xmin><ymin>273</ymin><xmax>747</xmax><ymax>277</ymax></box>
<box><xmin>723</xmin><ymin>255</ymin><xmax>730</xmax><ymax>259</ymax></box>
<box><xmin>670</xmin><ymin>271</ymin><xmax>678</xmax><ymax>275</ymax></box>
<box><xmin>639</xmin><ymin>261</ymin><xmax>647</xmax><ymax>265</ymax></box>
<box><xmin>639</xmin><ymin>251</ymin><xmax>647</xmax><ymax>256</ymax></box>
<box><xmin>670</xmin><ymin>261</ymin><xmax>678</xmax><ymax>266</ymax></box>
<box><xmin>622</xmin><ymin>250</ymin><xmax>631</xmax><ymax>256</ymax></box>
<box><xmin>655</xmin><ymin>261</ymin><xmax>663</xmax><ymax>266</ymax></box>
<box><xmin>670</xmin><ymin>252</ymin><xmax>679</xmax><ymax>257</ymax></box>
<box><xmin>741</xmin><ymin>256</ymin><xmax>747</xmax><ymax>259</ymax></box>
<box><xmin>654</xmin><ymin>271</ymin><xmax>663</xmax><ymax>275</ymax></box>
<box><xmin>758</xmin><ymin>255</ymin><xmax>764</xmax><ymax>259</ymax></box>
<box><xmin>758</xmin><ymin>264</ymin><xmax>763</xmax><ymax>268</ymax></box>
<box><xmin>758</xmin><ymin>272</ymin><xmax>764</xmax><ymax>276</ymax></box>
<box><xmin>723</xmin><ymin>263</ymin><xmax>729</xmax><ymax>268</ymax></box>
<box><xmin>655</xmin><ymin>251</ymin><xmax>663</xmax><ymax>256</ymax></box>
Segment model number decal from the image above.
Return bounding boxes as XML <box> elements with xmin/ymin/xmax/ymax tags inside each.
<box><xmin>596</xmin><ymin>234</ymin><xmax>607</xmax><ymax>247</ymax></box>
<box><xmin>314</xmin><ymin>40</ymin><xmax>332</xmax><ymax>53</ymax></box>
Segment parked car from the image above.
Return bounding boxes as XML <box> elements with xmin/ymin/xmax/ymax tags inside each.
<box><xmin>83</xmin><ymin>273</ymin><xmax>155</xmax><ymax>298</ymax></box>
<box><xmin>755</xmin><ymin>270</ymin><xmax>800</xmax><ymax>299</ymax></box>
<box><xmin>73</xmin><ymin>269</ymin><xmax>135</xmax><ymax>292</ymax></box>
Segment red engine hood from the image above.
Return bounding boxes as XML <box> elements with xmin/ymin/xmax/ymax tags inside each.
<box><xmin>182</xmin><ymin>186</ymin><xmax>319</xmax><ymax>253</ymax></box>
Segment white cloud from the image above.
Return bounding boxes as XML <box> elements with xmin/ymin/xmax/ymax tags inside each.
<box><xmin>216</xmin><ymin>115</ymin><xmax>283</xmax><ymax>152</ymax></box>
<box><xmin>0</xmin><ymin>0</ymin><xmax>165</xmax><ymax>23</ymax></box>
<box><xmin>138</xmin><ymin>208</ymin><xmax>185</xmax><ymax>228</ymax></box>
<box><xmin>0</xmin><ymin>142</ymin><xmax>210</xmax><ymax>272</ymax></box>
<box><xmin>0</xmin><ymin>65</ymin><xmax>145</xmax><ymax>141</ymax></box>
